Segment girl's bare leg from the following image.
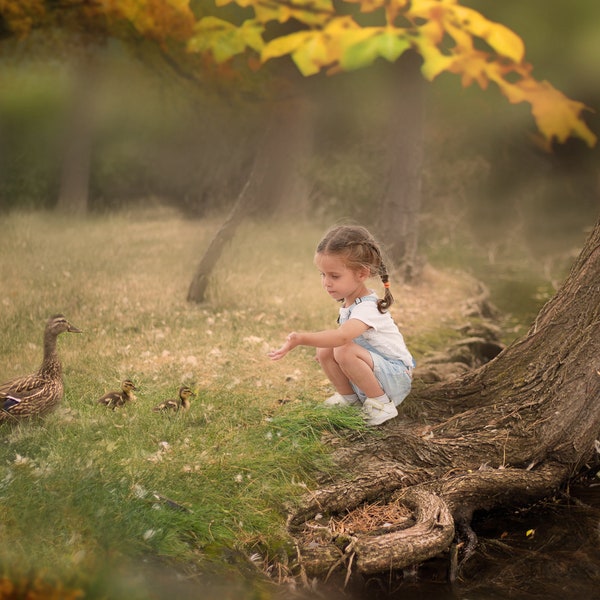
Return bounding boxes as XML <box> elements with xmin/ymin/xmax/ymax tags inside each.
<box><xmin>316</xmin><ymin>347</ymin><xmax>355</xmax><ymax>395</ymax></box>
<box><xmin>333</xmin><ymin>343</ymin><xmax>385</xmax><ymax>398</ymax></box>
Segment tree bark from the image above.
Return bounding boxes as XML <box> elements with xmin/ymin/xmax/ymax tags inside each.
<box><xmin>0</xmin><ymin>117</ymin><xmax>5</xmax><ymax>211</ymax></box>
<box><xmin>288</xmin><ymin>216</ymin><xmax>600</xmax><ymax>577</ymax></box>
<box><xmin>376</xmin><ymin>52</ymin><xmax>425</xmax><ymax>281</ymax></box>
<box><xmin>186</xmin><ymin>177</ymin><xmax>255</xmax><ymax>303</ymax></box>
<box><xmin>57</xmin><ymin>58</ymin><xmax>97</xmax><ymax>215</ymax></box>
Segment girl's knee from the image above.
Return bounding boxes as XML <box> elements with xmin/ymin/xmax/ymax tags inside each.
<box><xmin>332</xmin><ymin>343</ymin><xmax>356</xmax><ymax>364</ymax></box>
<box><xmin>316</xmin><ymin>347</ymin><xmax>334</xmax><ymax>364</ymax></box>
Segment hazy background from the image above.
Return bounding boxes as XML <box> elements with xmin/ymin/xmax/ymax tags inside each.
<box><xmin>0</xmin><ymin>0</ymin><xmax>598</xmax><ymax>297</ymax></box>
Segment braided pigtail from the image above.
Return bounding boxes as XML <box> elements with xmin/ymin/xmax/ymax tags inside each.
<box><xmin>368</xmin><ymin>241</ymin><xmax>393</xmax><ymax>313</ymax></box>
<box><xmin>377</xmin><ymin>260</ymin><xmax>394</xmax><ymax>313</ymax></box>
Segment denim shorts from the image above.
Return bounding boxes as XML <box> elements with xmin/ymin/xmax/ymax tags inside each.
<box><xmin>350</xmin><ymin>352</ymin><xmax>413</xmax><ymax>407</ymax></box>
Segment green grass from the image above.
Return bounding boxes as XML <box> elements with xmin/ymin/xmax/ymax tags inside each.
<box><xmin>0</xmin><ymin>207</ymin><xmax>372</xmax><ymax>597</ymax></box>
<box><xmin>1</xmin><ymin>205</ymin><xmax>572</xmax><ymax>597</ymax></box>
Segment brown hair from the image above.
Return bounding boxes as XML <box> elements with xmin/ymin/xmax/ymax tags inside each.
<box><xmin>316</xmin><ymin>225</ymin><xmax>393</xmax><ymax>313</ymax></box>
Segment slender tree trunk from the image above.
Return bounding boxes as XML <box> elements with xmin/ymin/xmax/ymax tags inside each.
<box><xmin>57</xmin><ymin>58</ymin><xmax>96</xmax><ymax>215</ymax></box>
<box><xmin>187</xmin><ymin>90</ymin><xmax>313</xmax><ymax>303</ymax></box>
<box><xmin>0</xmin><ymin>118</ymin><xmax>5</xmax><ymax>211</ymax></box>
<box><xmin>186</xmin><ymin>176</ymin><xmax>255</xmax><ymax>302</ymax></box>
<box><xmin>376</xmin><ymin>52</ymin><xmax>424</xmax><ymax>281</ymax></box>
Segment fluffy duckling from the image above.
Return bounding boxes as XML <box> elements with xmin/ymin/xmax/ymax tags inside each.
<box><xmin>0</xmin><ymin>314</ymin><xmax>82</xmax><ymax>423</ymax></box>
<box><xmin>97</xmin><ymin>379</ymin><xmax>138</xmax><ymax>410</ymax></box>
<box><xmin>153</xmin><ymin>386</ymin><xmax>195</xmax><ymax>413</ymax></box>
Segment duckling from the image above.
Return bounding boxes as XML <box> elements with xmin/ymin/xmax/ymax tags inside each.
<box><xmin>153</xmin><ymin>386</ymin><xmax>195</xmax><ymax>413</ymax></box>
<box><xmin>0</xmin><ymin>314</ymin><xmax>82</xmax><ymax>423</ymax></box>
<box><xmin>97</xmin><ymin>379</ymin><xmax>138</xmax><ymax>410</ymax></box>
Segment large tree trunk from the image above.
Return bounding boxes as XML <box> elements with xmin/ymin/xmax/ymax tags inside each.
<box><xmin>376</xmin><ymin>52</ymin><xmax>425</xmax><ymax>281</ymax></box>
<box><xmin>288</xmin><ymin>216</ymin><xmax>600</xmax><ymax>578</ymax></box>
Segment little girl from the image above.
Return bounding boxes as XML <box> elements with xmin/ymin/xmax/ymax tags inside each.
<box><xmin>269</xmin><ymin>225</ymin><xmax>414</xmax><ymax>426</ymax></box>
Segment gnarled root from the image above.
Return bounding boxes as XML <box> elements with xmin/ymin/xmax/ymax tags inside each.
<box><xmin>293</xmin><ymin>488</ymin><xmax>454</xmax><ymax>578</ymax></box>
<box><xmin>290</xmin><ymin>463</ymin><xmax>568</xmax><ymax>579</ymax></box>
<box><xmin>351</xmin><ymin>488</ymin><xmax>454</xmax><ymax>574</ymax></box>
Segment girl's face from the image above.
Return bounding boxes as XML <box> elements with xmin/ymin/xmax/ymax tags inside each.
<box><xmin>315</xmin><ymin>252</ymin><xmax>369</xmax><ymax>306</ymax></box>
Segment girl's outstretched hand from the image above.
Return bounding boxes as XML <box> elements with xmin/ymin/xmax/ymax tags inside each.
<box><xmin>268</xmin><ymin>332</ymin><xmax>299</xmax><ymax>361</ymax></box>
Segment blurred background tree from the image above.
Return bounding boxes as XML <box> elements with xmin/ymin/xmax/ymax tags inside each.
<box><xmin>0</xmin><ymin>0</ymin><xmax>597</xmax><ymax>289</ymax></box>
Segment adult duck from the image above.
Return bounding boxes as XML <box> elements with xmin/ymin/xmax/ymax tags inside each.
<box><xmin>0</xmin><ymin>314</ymin><xmax>82</xmax><ymax>422</ymax></box>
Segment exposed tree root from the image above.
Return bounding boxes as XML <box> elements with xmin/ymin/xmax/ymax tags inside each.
<box><xmin>289</xmin><ymin>462</ymin><xmax>569</xmax><ymax>579</ymax></box>
<box><xmin>351</xmin><ymin>488</ymin><xmax>454</xmax><ymax>574</ymax></box>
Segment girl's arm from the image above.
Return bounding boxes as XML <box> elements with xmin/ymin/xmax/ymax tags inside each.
<box><xmin>268</xmin><ymin>319</ymin><xmax>369</xmax><ymax>361</ymax></box>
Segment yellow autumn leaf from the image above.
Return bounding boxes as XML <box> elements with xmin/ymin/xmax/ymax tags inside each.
<box><xmin>291</xmin><ymin>34</ymin><xmax>331</xmax><ymax>76</ymax></box>
<box><xmin>450</xmin><ymin>51</ymin><xmax>492</xmax><ymax>88</ymax></box>
<box><xmin>377</xmin><ymin>30</ymin><xmax>410</xmax><ymax>62</ymax></box>
<box><xmin>313</xmin><ymin>0</ymin><xmax>336</xmax><ymax>10</ymax></box>
<box><xmin>213</xmin><ymin>34</ymin><xmax>246</xmax><ymax>62</ymax></box>
<box><xmin>324</xmin><ymin>18</ymin><xmax>381</xmax><ymax>62</ymax></box>
<box><xmin>488</xmin><ymin>72</ymin><xmax>526</xmax><ymax>104</ymax></box>
<box><xmin>254</xmin><ymin>3</ymin><xmax>282</xmax><ymax>23</ymax></box>
<box><xmin>526</xmin><ymin>528</ymin><xmax>535</xmax><ymax>537</ymax></box>
<box><xmin>420</xmin><ymin>50</ymin><xmax>454</xmax><ymax>81</ymax></box>
<box><xmin>443</xmin><ymin>20</ymin><xmax>473</xmax><ymax>52</ymax></box>
<box><xmin>450</xmin><ymin>5</ymin><xmax>524</xmax><ymax>63</ymax></box>
<box><xmin>261</xmin><ymin>31</ymin><xmax>316</xmax><ymax>62</ymax></box>
<box><xmin>192</xmin><ymin>15</ymin><xmax>234</xmax><ymax>34</ymax></box>
<box><xmin>527</xmin><ymin>82</ymin><xmax>597</xmax><ymax>147</ymax></box>
<box><xmin>410</xmin><ymin>2</ymin><xmax>524</xmax><ymax>63</ymax></box>
<box><xmin>251</xmin><ymin>0</ymin><xmax>333</xmax><ymax>26</ymax></box>
<box><xmin>323</xmin><ymin>14</ymin><xmax>364</xmax><ymax>36</ymax></box>
<box><xmin>347</xmin><ymin>0</ymin><xmax>387</xmax><ymax>12</ymax></box>
<box><xmin>188</xmin><ymin>16</ymin><xmax>250</xmax><ymax>61</ymax></box>
<box><xmin>240</xmin><ymin>19</ymin><xmax>265</xmax><ymax>53</ymax></box>
<box><xmin>490</xmin><ymin>71</ymin><xmax>597</xmax><ymax>147</ymax></box>
<box><xmin>187</xmin><ymin>16</ymin><xmax>232</xmax><ymax>52</ymax></box>
<box><xmin>410</xmin><ymin>2</ymin><xmax>446</xmax><ymax>44</ymax></box>
<box><xmin>341</xmin><ymin>30</ymin><xmax>410</xmax><ymax>70</ymax></box>
<box><xmin>286</xmin><ymin>0</ymin><xmax>335</xmax><ymax>26</ymax></box>
<box><xmin>340</xmin><ymin>33</ymin><xmax>383</xmax><ymax>70</ymax></box>
<box><xmin>414</xmin><ymin>29</ymin><xmax>454</xmax><ymax>80</ymax></box>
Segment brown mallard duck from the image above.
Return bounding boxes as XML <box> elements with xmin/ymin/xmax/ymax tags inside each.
<box><xmin>97</xmin><ymin>379</ymin><xmax>138</xmax><ymax>410</ymax></box>
<box><xmin>0</xmin><ymin>314</ymin><xmax>82</xmax><ymax>423</ymax></box>
<box><xmin>152</xmin><ymin>386</ymin><xmax>195</xmax><ymax>413</ymax></box>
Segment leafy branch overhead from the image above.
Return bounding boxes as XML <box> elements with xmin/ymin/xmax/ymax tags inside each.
<box><xmin>1</xmin><ymin>0</ymin><xmax>596</xmax><ymax>147</ymax></box>
<box><xmin>189</xmin><ymin>0</ymin><xmax>596</xmax><ymax>148</ymax></box>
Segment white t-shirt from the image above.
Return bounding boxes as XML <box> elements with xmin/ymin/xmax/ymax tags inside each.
<box><xmin>338</xmin><ymin>293</ymin><xmax>414</xmax><ymax>367</ymax></box>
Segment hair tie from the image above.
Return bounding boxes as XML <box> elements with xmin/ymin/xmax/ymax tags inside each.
<box><xmin>383</xmin><ymin>282</ymin><xmax>390</xmax><ymax>289</ymax></box>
